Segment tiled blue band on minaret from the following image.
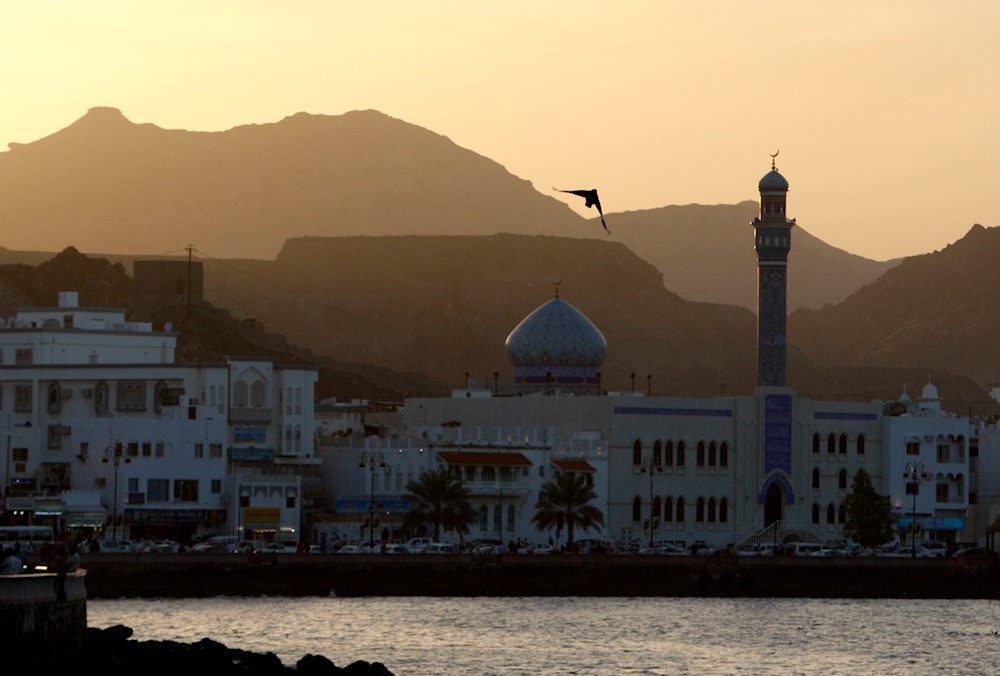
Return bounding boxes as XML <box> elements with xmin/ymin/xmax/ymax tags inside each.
<box><xmin>752</xmin><ymin>160</ymin><xmax>793</xmax><ymax>387</ymax></box>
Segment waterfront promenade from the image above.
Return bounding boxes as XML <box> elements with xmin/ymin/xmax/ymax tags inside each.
<box><xmin>75</xmin><ymin>551</ymin><xmax>1000</xmax><ymax>599</ymax></box>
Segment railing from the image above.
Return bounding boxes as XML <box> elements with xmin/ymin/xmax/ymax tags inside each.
<box><xmin>734</xmin><ymin>521</ymin><xmax>782</xmax><ymax>552</ymax></box>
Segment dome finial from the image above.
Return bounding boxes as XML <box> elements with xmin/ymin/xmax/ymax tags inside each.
<box><xmin>770</xmin><ymin>149</ymin><xmax>780</xmax><ymax>171</ymax></box>
<box><xmin>554</xmin><ymin>279</ymin><xmax>561</xmax><ymax>299</ymax></box>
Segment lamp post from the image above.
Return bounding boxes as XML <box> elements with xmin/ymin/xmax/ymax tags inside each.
<box><xmin>359</xmin><ymin>450</ymin><xmax>387</xmax><ymax>550</ymax></box>
<box><xmin>903</xmin><ymin>461</ymin><xmax>929</xmax><ymax>558</ymax></box>
<box><xmin>640</xmin><ymin>456</ymin><xmax>661</xmax><ymax>548</ymax></box>
<box><xmin>102</xmin><ymin>443</ymin><xmax>130</xmax><ymax>541</ymax></box>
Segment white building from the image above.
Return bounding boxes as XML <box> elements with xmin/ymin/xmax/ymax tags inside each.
<box><xmin>0</xmin><ymin>291</ymin><xmax>318</xmax><ymax>546</ymax></box>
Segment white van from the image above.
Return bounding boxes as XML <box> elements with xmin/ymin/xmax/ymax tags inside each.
<box><xmin>425</xmin><ymin>542</ymin><xmax>458</xmax><ymax>554</ymax></box>
<box><xmin>787</xmin><ymin>542</ymin><xmax>825</xmax><ymax>556</ymax></box>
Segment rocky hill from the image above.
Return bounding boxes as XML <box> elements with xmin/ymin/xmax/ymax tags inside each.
<box><xmin>0</xmin><ymin>107</ymin><xmax>896</xmax><ymax>311</ymax></box>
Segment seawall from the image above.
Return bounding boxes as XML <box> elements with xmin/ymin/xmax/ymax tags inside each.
<box><xmin>0</xmin><ymin>569</ymin><xmax>87</xmax><ymax>659</ymax></box>
<box><xmin>78</xmin><ymin>553</ymin><xmax>1000</xmax><ymax>599</ymax></box>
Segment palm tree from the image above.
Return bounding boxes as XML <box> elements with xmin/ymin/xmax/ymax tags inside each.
<box><xmin>402</xmin><ymin>466</ymin><xmax>477</xmax><ymax>542</ymax></box>
<box><xmin>531</xmin><ymin>472</ymin><xmax>604</xmax><ymax>549</ymax></box>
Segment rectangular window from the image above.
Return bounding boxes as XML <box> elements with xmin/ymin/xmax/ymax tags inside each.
<box><xmin>937</xmin><ymin>445</ymin><xmax>949</xmax><ymax>463</ymax></box>
<box><xmin>173</xmin><ymin>479</ymin><xmax>198</xmax><ymax>502</ymax></box>
<box><xmin>47</xmin><ymin>424</ymin><xmax>63</xmax><ymax>449</ymax></box>
<box><xmin>15</xmin><ymin>348</ymin><xmax>33</xmax><ymax>365</ymax></box>
<box><xmin>12</xmin><ymin>447</ymin><xmax>28</xmax><ymax>462</ymax></box>
<box><xmin>116</xmin><ymin>380</ymin><xmax>147</xmax><ymax>412</ymax></box>
<box><xmin>194</xmin><ymin>443</ymin><xmax>204</xmax><ymax>459</ymax></box>
<box><xmin>147</xmin><ymin>479</ymin><xmax>169</xmax><ymax>502</ymax></box>
<box><xmin>127</xmin><ymin>442</ymin><xmax>139</xmax><ymax>458</ymax></box>
<box><xmin>211</xmin><ymin>479</ymin><xmax>222</xmax><ymax>494</ymax></box>
<box><xmin>14</xmin><ymin>384</ymin><xmax>32</xmax><ymax>413</ymax></box>
<box><xmin>142</xmin><ymin>442</ymin><xmax>152</xmax><ymax>457</ymax></box>
<box><xmin>906</xmin><ymin>441</ymin><xmax>920</xmax><ymax>456</ymax></box>
<box><xmin>155</xmin><ymin>442</ymin><xmax>165</xmax><ymax>458</ymax></box>
<box><xmin>210</xmin><ymin>443</ymin><xmax>223</xmax><ymax>459</ymax></box>
<box><xmin>936</xmin><ymin>483</ymin><xmax>949</xmax><ymax>503</ymax></box>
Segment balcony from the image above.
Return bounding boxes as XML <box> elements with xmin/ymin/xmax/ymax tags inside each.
<box><xmin>229</xmin><ymin>407</ymin><xmax>273</xmax><ymax>423</ymax></box>
<box><xmin>463</xmin><ymin>480</ymin><xmax>529</xmax><ymax>497</ymax></box>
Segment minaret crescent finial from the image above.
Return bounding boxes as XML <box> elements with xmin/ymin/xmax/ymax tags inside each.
<box><xmin>770</xmin><ymin>149</ymin><xmax>780</xmax><ymax>170</ymax></box>
<box><xmin>554</xmin><ymin>279</ymin><xmax>561</xmax><ymax>298</ymax></box>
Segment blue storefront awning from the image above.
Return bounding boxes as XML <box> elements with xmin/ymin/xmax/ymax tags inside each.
<box><xmin>897</xmin><ymin>516</ymin><xmax>965</xmax><ymax>530</ymax></box>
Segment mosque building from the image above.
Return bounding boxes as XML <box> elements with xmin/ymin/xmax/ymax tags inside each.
<box><xmin>317</xmin><ymin>163</ymin><xmax>971</xmax><ymax>551</ymax></box>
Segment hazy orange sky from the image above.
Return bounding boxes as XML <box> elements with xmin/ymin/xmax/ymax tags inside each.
<box><xmin>4</xmin><ymin>1</ymin><xmax>997</xmax><ymax>261</ymax></box>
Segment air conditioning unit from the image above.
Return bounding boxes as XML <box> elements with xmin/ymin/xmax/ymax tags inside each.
<box><xmin>95</xmin><ymin>477</ymin><xmax>106</xmax><ymax>487</ymax></box>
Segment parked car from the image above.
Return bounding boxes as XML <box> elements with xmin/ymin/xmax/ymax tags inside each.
<box><xmin>405</xmin><ymin>537</ymin><xmax>433</xmax><ymax>553</ymax></box>
<box><xmin>382</xmin><ymin>543</ymin><xmax>411</xmax><ymax>554</ymax></box>
<box><xmin>257</xmin><ymin>542</ymin><xmax>297</xmax><ymax>554</ymax></box>
<box><xmin>921</xmin><ymin>542</ymin><xmax>948</xmax><ymax>557</ymax></box>
<box><xmin>516</xmin><ymin>543</ymin><xmax>553</xmax><ymax>555</ymax></box>
<box><xmin>336</xmin><ymin>544</ymin><xmax>367</xmax><ymax>554</ymax></box>
<box><xmin>425</xmin><ymin>542</ymin><xmax>459</xmax><ymax>554</ymax></box>
<box><xmin>462</xmin><ymin>538</ymin><xmax>503</xmax><ymax>553</ymax></box>
<box><xmin>93</xmin><ymin>539</ymin><xmax>136</xmax><ymax>553</ymax></box>
<box><xmin>639</xmin><ymin>544</ymin><xmax>687</xmax><ymax>556</ymax></box>
<box><xmin>190</xmin><ymin>541</ymin><xmax>228</xmax><ymax>553</ymax></box>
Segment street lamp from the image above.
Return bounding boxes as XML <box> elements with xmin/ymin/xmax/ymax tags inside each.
<box><xmin>640</xmin><ymin>456</ymin><xmax>662</xmax><ymax>548</ymax></box>
<box><xmin>102</xmin><ymin>443</ymin><xmax>130</xmax><ymax>541</ymax></box>
<box><xmin>359</xmin><ymin>450</ymin><xmax>387</xmax><ymax>550</ymax></box>
<box><xmin>903</xmin><ymin>461</ymin><xmax>930</xmax><ymax>558</ymax></box>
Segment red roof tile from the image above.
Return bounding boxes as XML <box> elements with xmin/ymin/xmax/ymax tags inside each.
<box><xmin>437</xmin><ymin>451</ymin><xmax>533</xmax><ymax>466</ymax></box>
<box><xmin>552</xmin><ymin>458</ymin><xmax>596</xmax><ymax>473</ymax></box>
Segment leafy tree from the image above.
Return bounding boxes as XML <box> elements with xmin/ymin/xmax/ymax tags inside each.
<box><xmin>843</xmin><ymin>468</ymin><xmax>896</xmax><ymax>547</ymax></box>
<box><xmin>402</xmin><ymin>466</ymin><xmax>477</xmax><ymax>541</ymax></box>
<box><xmin>531</xmin><ymin>472</ymin><xmax>605</xmax><ymax>548</ymax></box>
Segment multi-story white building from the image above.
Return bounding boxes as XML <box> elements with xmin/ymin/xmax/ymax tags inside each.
<box><xmin>0</xmin><ymin>291</ymin><xmax>318</xmax><ymax>546</ymax></box>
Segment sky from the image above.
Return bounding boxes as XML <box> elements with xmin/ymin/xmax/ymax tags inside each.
<box><xmin>3</xmin><ymin>1</ymin><xmax>998</xmax><ymax>262</ymax></box>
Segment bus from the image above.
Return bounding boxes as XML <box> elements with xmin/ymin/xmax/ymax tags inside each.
<box><xmin>0</xmin><ymin>525</ymin><xmax>56</xmax><ymax>551</ymax></box>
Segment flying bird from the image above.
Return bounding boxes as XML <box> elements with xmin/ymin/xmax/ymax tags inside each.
<box><xmin>554</xmin><ymin>187</ymin><xmax>609</xmax><ymax>234</ymax></box>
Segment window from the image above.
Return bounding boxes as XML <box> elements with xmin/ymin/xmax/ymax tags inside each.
<box><xmin>652</xmin><ymin>440</ymin><xmax>661</xmax><ymax>466</ymax></box>
<box><xmin>839</xmin><ymin>468</ymin><xmax>848</xmax><ymax>490</ymax></box>
<box><xmin>838</xmin><ymin>504</ymin><xmax>847</xmax><ymax>524</ymax></box>
<box><xmin>719</xmin><ymin>442</ymin><xmax>728</xmax><ymax>468</ymax></box>
<box><xmin>937</xmin><ymin>444</ymin><xmax>949</xmax><ymax>463</ymax></box>
<box><xmin>664</xmin><ymin>441</ymin><xmax>673</xmax><ymax>466</ymax></box>
<box><xmin>696</xmin><ymin>497</ymin><xmax>705</xmax><ymax>522</ymax></box>
<box><xmin>696</xmin><ymin>442</ymin><xmax>705</xmax><ymax>467</ymax></box>
<box><xmin>812</xmin><ymin>503</ymin><xmax>820</xmax><ymax>524</ymax></box>
<box><xmin>194</xmin><ymin>443</ymin><xmax>204</xmax><ymax>459</ymax></box>
<box><xmin>708</xmin><ymin>442</ymin><xmax>717</xmax><ymax>467</ymax></box>
<box><xmin>15</xmin><ymin>348</ymin><xmax>32</xmax><ymax>365</ymax></box>
<box><xmin>479</xmin><ymin>505</ymin><xmax>488</xmax><ymax>532</ymax></box>
<box><xmin>47</xmin><ymin>382</ymin><xmax>61</xmax><ymax>414</ymax></box>
<box><xmin>707</xmin><ymin>497</ymin><xmax>716</xmax><ymax>523</ymax></box>
<box><xmin>719</xmin><ymin>498</ymin><xmax>728</xmax><ymax>523</ymax></box>
<box><xmin>652</xmin><ymin>496</ymin><xmax>661</xmax><ymax>521</ymax></box>
<box><xmin>676</xmin><ymin>441</ymin><xmax>685</xmax><ymax>467</ymax></box>
<box><xmin>95</xmin><ymin>381</ymin><xmax>109</xmax><ymax>415</ymax></box>
<box><xmin>210</xmin><ymin>443</ymin><xmax>223</xmax><ymax>459</ymax></box>
<box><xmin>14</xmin><ymin>384</ymin><xmax>32</xmax><ymax>413</ymax></box>
<box><xmin>142</xmin><ymin>442</ymin><xmax>151</xmax><ymax>457</ymax></box>
<box><xmin>47</xmin><ymin>425</ymin><xmax>63</xmax><ymax>449</ymax></box>
<box><xmin>663</xmin><ymin>497</ymin><xmax>673</xmax><ymax>522</ymax></box>
<box><xmin>632</xmin><ymin>496</ymin><xmax>642</xmax><ymax>522</ymax></box>
<box><xmin>12</xmin><ymin>448</ymin><xmax>27</xmax><ymax>462</ymax></box>
<box><xmin>173</xmin><ymin>479</ymin><xmax>199</xmax><ymax>502</ymax></box>
<box><xmin>812</xmin><ymin>468</ymin><xmax>820</xmax><ymax>489</ymax></box>
<box><xmin>147</xmin><ymin>479</ymin><xmax>169</xmax><ymax>502</ymax></box>
<box><xmin>676</xmin><ymin>497</ymin><xmax>685</xmax><ymax>522</ymax></box>
<box><xmin>936</xmin><ymin>484</ymin><xmax>949</xmax><ymax>503</ymax></box>
<box><xmin>906</xmin><ymin>441</ymin><xmax>920</xmax><ymax>456</ymax></box>
<box><xmin>827</xmin><ymin>434</ymin><xmax>836</xmax><ymax>454</ymax></box>
<box><xmin>812</xmin><ymin>433</ymin><xmax>820</xmax><ymax>453</ymax></box>
<box><xmin>839</xmin><ymin>434</ymin><xmax>847</xmax><ymax>454</ymax></box>
<box><xmin>155</xmin><ymin>442</ymin><xmax>165</xmax><ymax>458</ymax></box>
<box><xmin>127</xmin><ymin>442</ymin><xmax>139</xmax><ymax>458</ymax></box>
<box><xmin>827</xmin><ymin>504</ymin><xmax>836</xmax><ymax>524</ymax></box>
<box><xmin>856</xmin><ymin>434</ymin><xmax>865</xmax><ymax>454</ymax></box>
<box><xmin>211</xmin><ymin>479</ymin><xmax>221</xmax><ymax>494</ymax></box>
<box><xmin>632</xmin><ymin>440</ymin><xmax>642</xmax><ymax>466</ymax></box>
<box><xmin>116</xmin><ymin>381</ymin><xmax>147</xmax><ymax>412</ymax></box>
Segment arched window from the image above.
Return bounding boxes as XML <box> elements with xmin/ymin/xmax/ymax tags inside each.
<box><xmin>676</xmin><ymin>497</ymin><xmax>685</xmax><ymax>522</ymax></box>
<box><xmin>812</xmin><ymin>503</ymin><xmax>820</xmax><ymax>524</ymax></box>
<box><xmin>676</xmin><ymin>441</ymin><xmax>685</xmax><ymax>467</ymax></box>
<box><xmin>664</xmin><ymin>441</ymin><xmax>674</xmax><ymax>466</ymax></box>
<box><xmin>812</xmin><ymin>468</ymin><xmax>820</xmax><ymax>489</ymax></box>
<box><xmin>664</xmin><ymin>497</ymin><xmax>673</xmax><ymax>522</ymax></box>
<box><xmin>812</xmin><ymin>433</ymin><xmax>821</xmax><ymax>453</ymax></box>
<box><xmin>857</xmin><ymin>434</ymin><xmax>866</xmax><ymax>454</ymax></box>
<box><xmin>827</xmin><ymin>433</ymin><xmax>836</xmax><ymax>454</ymax></box>
<box><xmin>632</xmin><ymin>496</ymin><xmax>642</xmax><ymax>522</ymax></box>
<box><xmin>506</xmin><ymin>504</ymin><xmax>516</xmax><ymax>534</ymax></box>
<box><xmin>696</xmin><ymin>442</ymin><xmax>705</xmax><ymax>467</ymax></box>
<box><xmin>493</xmin><ymin>505</ymin><xmax>502</xmax><ymax>532</ymax></box>
<box><xmin>826</xmin><ymin>504</ymin><xmax>836</xmax><ymax>524</ymax></box>
<box><xmin>719</xmin><ymin>442</ymin><xmax>728</xmax><ymax>467</ymax></box>
<box><xmin>479</xmin><ymin>505</ymin><xmax>488</xmax><ymax>532</ymax></box>
<box><xmin>707</xmin><ymin>497</ymin><xmax>716</xmax><ymax>523</ymax></box>
<box><xmin>708</xmin><ymin>442</ymin><xmax>717</xmax><ymax>467</ymax></box>
<box><xmin>838</xmin><ymin>504</ymin><xmax>847</xmax><ymax>524</ymax></box>
<box><xmin>839</xmin><ymin>468</ymin><xmax>848</xmax><ymax>489</ymax></box>
<box><xmin>47</xmin><ymin>382</ymin><xmax>61</xmax><ymax>415</ymax></box>
<box><xmin>652</xmin><ymin>496</ymin><xmax>661</xmax><ymax>521</ymax></box>
<box><xmin>696</xmin><ymin>497</ymin><xmax>705</xmax><ymax>522</ymax></box>
<box><xmin>653</xmin><ymin>440</ymin><xmax>662</xmax><ymax>466</ymax></box>
<box><xmin>95</xmin><ymin>381</ymin><xmax>109</xmax><ymax>415</ymax></box>
<box><xmin>632</xmin><ymin>440</ymin><xmax>642</xmax><ymax>466</ymax></box>
<box><xmin>719</xmin><ymin>498</ymin><xmax>728</xmax><ymax>523</ymax></box>
<box><xmin>839</xmin><ymin>434</ymin><xmax>848</xmax><ymax>454</ymax></box>
<box><xmin>250</xmin><ymin>380</ymin><xmax>266</xmax><ymax>408</ymax></box>
<box><xmin>481</xmin><ymin>467</ymin><xmax>496</xmax><ymax>482</ymax></box>
<box><xmin>233</xmin><ymin>380</ymin><xmax>248</xmax><ymax>408</ymax></box>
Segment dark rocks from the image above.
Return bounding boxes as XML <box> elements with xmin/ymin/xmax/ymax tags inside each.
<box><xmin>18</xmin><ymin>624</ymin><xmax>395</xmax><ymax>675</ymax></box>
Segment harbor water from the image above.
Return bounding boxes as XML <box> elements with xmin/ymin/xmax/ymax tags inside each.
<box><xmin>88</xmin><ymin>596</ymin><xmax>1000</xmax><ymax>675</ymax></box>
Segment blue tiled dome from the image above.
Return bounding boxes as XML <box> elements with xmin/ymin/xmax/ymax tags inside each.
<box><xmin>505</xmin><ymin>297</ymin><xmax>607</xmax><ymax>368</ymax></box>
<box><xmin>758</xmin><ymin>169</ymin><xmax>788</xmax><ymax>191</ymax></box>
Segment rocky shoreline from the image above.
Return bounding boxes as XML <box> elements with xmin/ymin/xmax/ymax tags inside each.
<box><xmin>23</xmin><ymin>624</ymin><xmax>396</xmax><ymax>675</ymax></box>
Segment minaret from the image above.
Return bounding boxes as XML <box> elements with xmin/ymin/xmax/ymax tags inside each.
<box><xmin>752</xmin><ymin>154</ymin><xmax>793</xmax><ymax>387</ymax></box>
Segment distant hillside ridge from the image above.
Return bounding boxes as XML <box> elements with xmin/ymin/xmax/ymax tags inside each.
<box><xmin>0</xmin><ymin>107</ymin><xmax>899</xmax><ymax>311</ymax></box>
